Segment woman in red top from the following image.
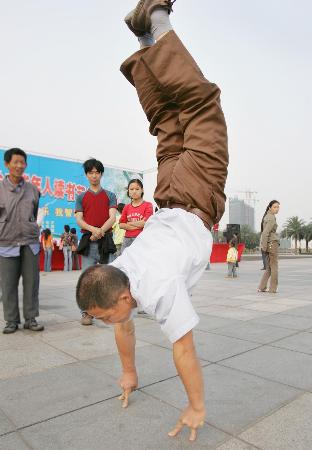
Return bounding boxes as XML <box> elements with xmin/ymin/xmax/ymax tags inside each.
<box><xmin>119</xmin><ymin>179</ymin><xmax>153</xmax><ymax>253</ymax></box>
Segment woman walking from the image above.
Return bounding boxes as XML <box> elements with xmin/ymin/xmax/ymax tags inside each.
<box><xmin>42</xmin><ymin>228</ymin><xmax>54</xmax><ymax>272</ymax></box>
<box><xmin>60</xmin><ymin>225</ymin><xmax>73</xmax><ymax>271</ymax></box>
<box><xmin>258</xmin><ymin>200</ymin><xmax>280</xmax><ymax>293</ymax></box>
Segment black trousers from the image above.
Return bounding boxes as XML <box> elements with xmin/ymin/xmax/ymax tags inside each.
<box><xmin>0</xmin><ymin>246</ymin><xmax>40</xmax><ymax>323</ymax></box>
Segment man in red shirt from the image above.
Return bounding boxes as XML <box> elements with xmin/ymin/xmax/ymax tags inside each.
<box><xmin>75</xmin><ymin>158</ymin><xmax>117</xmax><ymax>325</ymax></box>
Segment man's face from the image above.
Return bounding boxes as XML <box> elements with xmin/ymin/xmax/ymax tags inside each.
<box><xmin>87</xmin><ymin>291</ymin><xmax>134</xmax><ymax>324</ymax></box>
<box><xmin>86</xmin><ymin>168</ymin><xmax>102</xmax><ymax>187</ymax></box>
<box><xmin>5</xmin><ymin>154</ymin><xmax>27</xmax><ymax>179</ymax></box>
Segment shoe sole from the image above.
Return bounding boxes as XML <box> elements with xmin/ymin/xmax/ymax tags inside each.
<box><xmin>132</xmin><ymin>0</ymin><xmax>148</xmax><ymax>32</ymax></box>
<box><xmin>132</xmin><ymin>0</ymin><xmax>173</xmax><ymax>32</ymax></box>
<box><xmin>3</xmin><ymin>328</ymin><xmax>18</xmax><ymax>334</ymax></box>
<box><xmin>124</xmin><ymin>10</ymin><xmax>145</xmax><ymax>36</ymax></box>
<box><xmin>24</xmin><ymin>324</ymin><xmax>44</xmax><ymax>331</ymax></box>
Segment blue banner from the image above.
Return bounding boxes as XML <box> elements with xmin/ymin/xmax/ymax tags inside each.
<box><xmin>0</xmin><ymin>148</ymin><xmax>142</xmax><ymax>237</ymax></box>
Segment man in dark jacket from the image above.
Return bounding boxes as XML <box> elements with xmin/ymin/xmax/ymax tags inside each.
<box><xmin>0</xmin><ymin>148</ymin><xmax>44</xmax><ymax>334</ymax></box>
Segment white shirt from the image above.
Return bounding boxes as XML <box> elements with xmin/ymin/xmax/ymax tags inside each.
<box><xmin>111</xmin><ymin>208</ymin><xmax>212</xmax><ymax>343</ymax></box>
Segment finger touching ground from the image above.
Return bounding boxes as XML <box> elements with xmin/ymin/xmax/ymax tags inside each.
<box><xmin>189</xmin><ymin>428</ymin><xmax>197</xmax><ymax>442</ymax></box>
<box><xmin>168</xmin><ymin>421</ymin><xmax>184</xmax><ymax>437</ymax></box>
<box><xmin>122</xmin><ymin>389</ymin><xmax>131</xmax><ymax>408</ymax></box>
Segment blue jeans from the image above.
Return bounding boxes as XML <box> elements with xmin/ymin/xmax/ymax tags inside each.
<box><xmin>81</xmin><ymin>242</ymin><xmax>115</xmax><ymax>270</ymax></box>
<box><xmin>44</xmin><ymin>248</ymin><xmax>52</xmax><ymax>272</ymax></box>
<box><xmin>63</xmin><ymin>246</ymin><xmax>72</xmax><ymax>271</ymax></box>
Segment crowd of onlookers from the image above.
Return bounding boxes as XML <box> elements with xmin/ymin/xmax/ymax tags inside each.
<box><xmin>0</xmin><ymin>148</ymin><xmax>154</xmax><ymax>333</ymax></box>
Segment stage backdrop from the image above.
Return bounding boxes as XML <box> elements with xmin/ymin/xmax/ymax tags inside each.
<box><xmin>0</xmin><ymin>148</ymin><xmax>142</xmax><ymax>237</ymax></box>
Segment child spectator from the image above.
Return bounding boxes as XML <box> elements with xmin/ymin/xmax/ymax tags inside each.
<box><xmin>119</xmin><ymin>179</ymin><xmax>153</xmax><ymax>253</ymax></box>
<box><xmin>113</xmin><ymin>203</ymin><xmax>126</xmax><ymax>257</ymax></box>
<box><xmin>226</xmin><ymin>241</ymin><xmax>238</xmax><ymax>278</ymax></box>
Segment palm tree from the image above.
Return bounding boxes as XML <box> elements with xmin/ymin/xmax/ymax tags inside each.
<box><xmin>301</xmin><ymin>223</ymin><xmax>312</xmax><ymax>253</ymax></box>
<box><xmin>283</xmin><ymin>216</ymin><xmax>305</xmax><ymax>253</ymax></box>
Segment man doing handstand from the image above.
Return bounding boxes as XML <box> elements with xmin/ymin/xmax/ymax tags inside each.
<box><xmin>76</xmin><ymin>0</ymin><xmax>228</xmax><ymax>442</ymax></box>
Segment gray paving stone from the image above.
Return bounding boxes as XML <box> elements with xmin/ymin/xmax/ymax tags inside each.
<box><xmin>0</xmin><ymin>341</ymin><xmax>76</xmax><ymax>380</ymax></box>
<box><xmin>0</xmin><ymin>362</ymin><xmax>119</xmax><ymax>428</ymax></box>
<box><xmin>197</xmin><ymin>305</ymin><xmax>271</xmax><ymax>321</ymax></box>
<box><xmin>196</xmin><ymin>315</ymin><xmax>244</xmax><ymax>332</ymax></box>
<box><xmin>38</xmin><ymin>323</ymin><xmax>148</xmax><ymax>360</ymax></box>
<box><xmin>215</xmin><ymin>438</ymin><xmax>258</xmax><ymax>449</ymax></box>
<box><xmin>281</xmin><ymin>304</ymin><xmax>312</xmax><ymax>318</ymax></box>
<box><xmin>271</xmin><ymin>332</ymin><xmax>312</xmax><ymax>355</ymax></box>
<box><xmin>0</xmin><ymin>432</ymin><xmax>31</xmax><ymax>450</ymax></box>
<box><xmin>20</xmin><ymin>392</ymin><xmax>229</xmax><ymax>450</ymax></box>
<box><xmin>211</xmin><ymin>322</ymin><xmax>298</xmax><ymax>344</ymax></box>
<box><xmin>239</xmin><ymin>393</ymin><xmax>312</xmax><ymax>450</ymax></box>
<box><xmin>134</xmin><ymin>322</ymin><xmax>171</xmax><ymax>348</ymax></box>
<box><xmin>250</xmin><ymin>313</ymin><xmax>312</xmax><ymax>331</ymax></box>
<box><xmin>142</xmin><ymin>364</ymin><xmax>300</xmax><ymax>434</ymax></box>
<box><xmin>86</xmin><ymin>345</ymin><xmax>199</xmax><ymax>388</ymax></box>
<box><xmin>193</xmin><ymin>330</ymin><xmax>260</xmax><ymax>362</ymax></box>
<box><xmin>221</xmin><ymin>345</ymin><xmax>312</xmax><ymax>390</ymax></box>
<box><xmin>0</xmin><ymin>409</ymin><xmax>15</xmax><ymax>436</ymax></box>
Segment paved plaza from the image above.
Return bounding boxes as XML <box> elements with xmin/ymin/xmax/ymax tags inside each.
<box><xmin>0</xmin><ymin>258</ymin><xmax>312</xmax><ymax>450</ymax></box>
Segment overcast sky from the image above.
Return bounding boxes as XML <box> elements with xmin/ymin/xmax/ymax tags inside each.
<box><xmin>1</xmin><ymin>0</ymin><xmax>311</xmax><ymax>230</ymax></box>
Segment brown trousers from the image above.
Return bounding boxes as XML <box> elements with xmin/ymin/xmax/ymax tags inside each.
<box><xmin>259</xmin><ymin>241</ymin><xmax>279</xmax><ymax>292</ymax></box>
<box><xmin>120</xmin><ymin>31</ymin><xmax>228</xmax><ymax>227</ymax></box>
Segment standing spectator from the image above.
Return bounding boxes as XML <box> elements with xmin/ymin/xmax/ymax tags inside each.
<box><xmin>119</xmin><ymin>179</ymin><xmax>153</xmax><ymax>253</ymax></box>
<box><xmin>112</xmin><ymin>203</ymin><xmax>126</xmax><ymax>258</ymax></box>
<box><xmin>231</xmin><ymin>233</ymin><xmax>239</xmax><ymax>268</ymax></box>
<box><xmin>70</xmin><ymin>227</ymin><xmax>80</xmax><ymax>270</ymax></box>
<box><xmin>42</xmin><ymin>228</ymin><xmax>54</xmax><ymax>272</ymax></box>
<box><xmin>258</xmin><ymin>200</ymin><xmax>280</xmax><ymax>293</ymax></box>
<box><xmin>74</xmin><ymin>158</ymin><xmax>117</xmax><ymax>325</ymax></box>
<box><xmin>60</xmin><ymin>225</ymin><xmax>73</xmax><ymax>271</ymax></box>
<box><xmin>0</xmin><ymin>148</ymin><xmax>44</xmax><ymax>334</ymax></box>
<box><xmin>226</xmin><ymin>241</ymin><xmax>238</xmax><ymax>278</ymax></box>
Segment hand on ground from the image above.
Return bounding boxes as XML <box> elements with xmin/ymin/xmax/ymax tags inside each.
<box><xmin>168</xmin><ymin>404</ymin><xmax>206</xmax><ymax>442</ymax></box>
<box><xmin>118</xmin><ymin>371</ymin><xmax>138</xmax><ymax>408</ymax></box>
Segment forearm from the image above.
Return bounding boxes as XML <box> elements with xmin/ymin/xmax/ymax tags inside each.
<box><xmin>120</xmin><ymin>223</ymin><xmax>139</xmax><ymax>231</ymax></box>
<box><xmin>101</xmin><ymin>216</ymin><xmax>116</xmax><ymax>233</ymax></box>
<box><xmin>129</xmin><ymin>220</ymin><xmax>145</xmax><ymax>229</ymax></box>
<box><xmin>173</xmin><ymin>331</ymin><xmax>205</xmax><ymax>410</ymax></box>
<box><xmin>114</xmin><ymin>320</ymin><xmax>136</xmax><ymax>372</ymax></box>
<box><xmin>75</xmin><ymin>215</ymin><xmax>94</xmax><ymax>233</ymax></box>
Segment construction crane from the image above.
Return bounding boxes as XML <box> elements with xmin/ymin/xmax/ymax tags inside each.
<box><xmin>228</xmin><ymin>190</ymin><xmax>259</xmax><ymax>208</ymax></box>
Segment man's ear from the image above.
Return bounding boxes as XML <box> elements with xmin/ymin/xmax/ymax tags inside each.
<box><xmin>119</xmin><ymin>288</ymin><xmax>132</xmax><ymax>305</ymax></box>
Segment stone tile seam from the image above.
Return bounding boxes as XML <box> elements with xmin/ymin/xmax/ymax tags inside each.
<box><xmin>214</xmin><ymin>435</ymin><xmax>263</xmax><ymax>450</ymax></box>
<box><xmin>244</xmin><ymin>319</ymin><xmax>312</xmax><ymax>332</ymax></box>
<box><xmin>0</xmin><ymin>366</ymin><xmax>210</xmax><ymax>439</ymax></box>
<box><xmin>266</xmin><ymin>341</ymin><xmax>312</xmax><ymax>357</ymax></box>
<box><xmin>0</xmin><ymin>391</ymin><xmax>124</xmax><ymax>438</ymax></box>
<box><xmin>137</xmin><ymin>389</ymin><xmax>236</xmax><ymax>441</ymax></box>
<box><xmin>216</xmin><ymin>361</ymin><xmax>311</xmax><ymax>394</ymax></box>
<box><xmin>33</xmin><ymin>337</ymin><xmax>83</xmax><ymax>362</ymax></box>
<box><xmin>227</xmin><ymin>390</ymin><xmax>309</xmax><ymax>441</ymax></box>
<box><xmin>206</xmin><ymin>327</ymin><xmax>303</xmax><ymax>346</ymax></box>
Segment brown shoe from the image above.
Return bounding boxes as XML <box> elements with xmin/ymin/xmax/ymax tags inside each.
<box><xmin>131</xmin><ymin>0</ymin><xmax>176</xmax><ymax>34</ymax></box>
<box><xmin>81</xmin><ymin>313</ymin><xmax>93</xmax><ymax>326</ymax></box>
<box><xmin>124</xmin><ymin>10</ymin><xmax>145</xmax><ymax>37</ymax></box>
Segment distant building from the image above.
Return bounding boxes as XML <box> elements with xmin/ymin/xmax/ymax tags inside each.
<box><xmin>229</xmin><ymin>197</ymin><xmax>255</xmax><ymax>231</ymax></box>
